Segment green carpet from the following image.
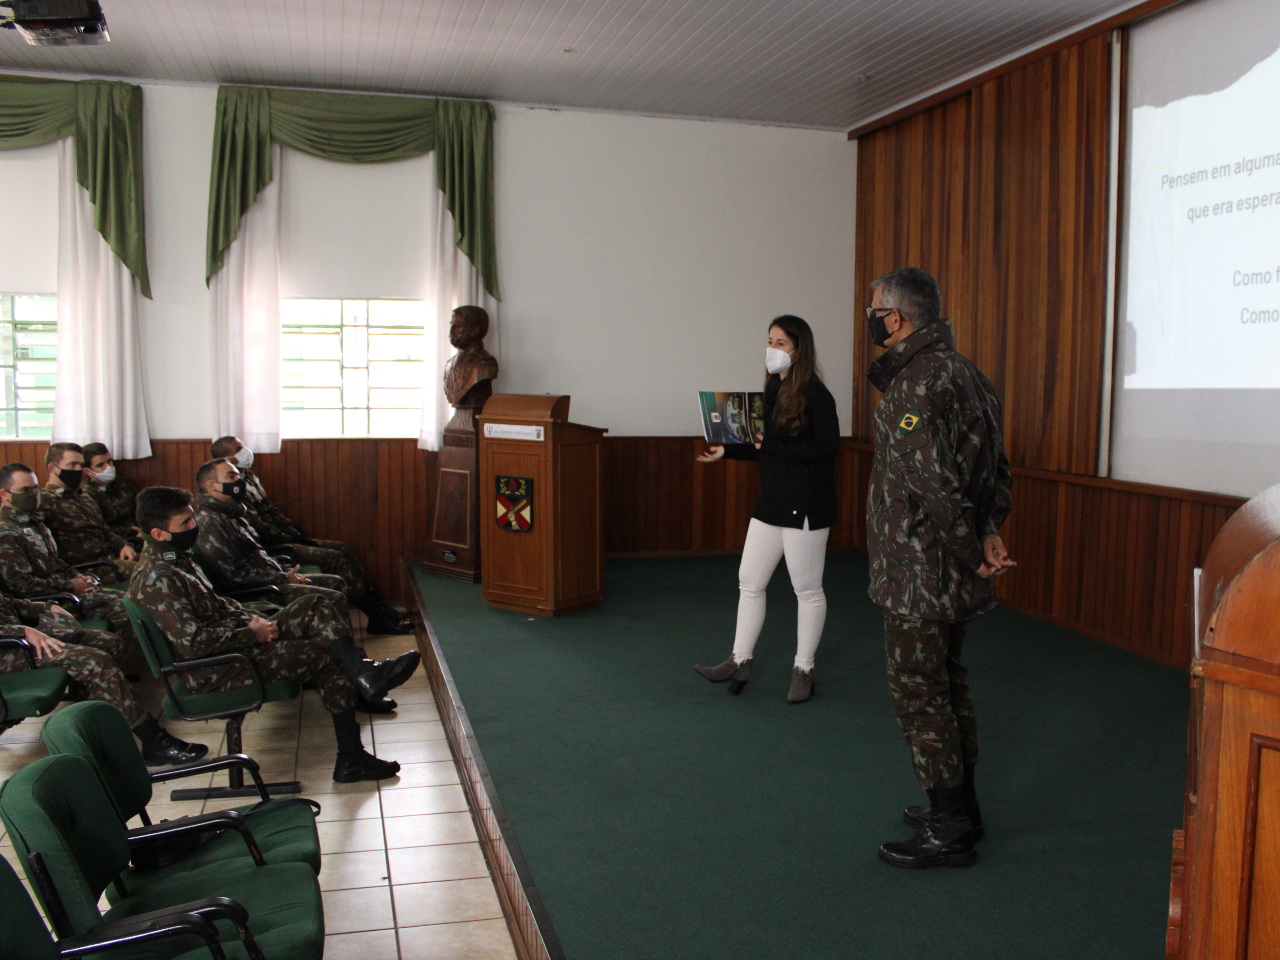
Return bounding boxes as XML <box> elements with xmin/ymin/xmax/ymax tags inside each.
<box><xmin>414</xmin><ymin>553</ymin><xmax>1186</xmax><ymax>960</ymax></box>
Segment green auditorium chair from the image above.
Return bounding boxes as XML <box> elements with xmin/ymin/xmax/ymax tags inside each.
<box><xmin>0</xmin><ymin>753</ymin><xmax>324</xmax><ymax>960</ymax></box>
<box><xmin>120</xmin><ymin>595</ymin><xmax>302</xmax><ymax>801</ymax></box>
<box><xmin>0</xmin><ymin>637</ymin><xmax>68</xmax><ymax>735</ymax></box>
<box><xmin>0</xmin><ymin>855</ymin><xmax>232</xmax><ymax>960</ymax></box>
<box><xmin>42</xmin><ymin>701</ymin><xmax>321</xmax><ymax>876</ymax></box>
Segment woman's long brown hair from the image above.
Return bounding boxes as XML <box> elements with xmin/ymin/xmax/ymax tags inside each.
<box><xmin>764</xmin><ymin>314</ymin><xmax>821</xmax><ymax>436</ymax></box>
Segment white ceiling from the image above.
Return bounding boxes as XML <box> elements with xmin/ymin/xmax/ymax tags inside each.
<box><xmin>0</xmin><ymin>0</ymin><xmax>1149</xmax><ymax>131</ymax></box>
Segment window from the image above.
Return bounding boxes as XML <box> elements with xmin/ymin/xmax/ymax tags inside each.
<box><xmin>281</xmin><ymin>298</ymin><xmax>428</xmax><ymax>438</ymax></box>
<box><xmin>0</xmin><ymin>294</ymin><xmax>57</xmax><ymax>439</ymax></box>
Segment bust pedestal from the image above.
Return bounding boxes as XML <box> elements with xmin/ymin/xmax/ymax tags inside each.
<box><xmin>422</xmin><ymin>402</ymin><xmax>486</xmax><ymax>583</ymax></box>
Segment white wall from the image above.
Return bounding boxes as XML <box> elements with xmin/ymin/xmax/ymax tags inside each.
<box><xmin>493</xmin><ymin>105</ymin><xmax>857</xmax><ymax>436</ymax></box>
<box><xmin>0</xmin><ymin>85</ymin><xmax>857</xmax><ymax>440</ymax></box>
<box><xmin>0</xmin><ymin>139</ymin><xmax>59</xmax><ymax>293</ymax></box>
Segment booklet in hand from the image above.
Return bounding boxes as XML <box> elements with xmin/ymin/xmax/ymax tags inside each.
<box><xmin>698</xmin><ymin>391</ymin><xmax>765</xmax><ymax>444</ymax></box>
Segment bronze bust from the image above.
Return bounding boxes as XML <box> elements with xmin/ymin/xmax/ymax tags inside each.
<box><xmin>443</xmin><ymin>305</ymin><xmax>499</xmax><ymax>409</ymax></box>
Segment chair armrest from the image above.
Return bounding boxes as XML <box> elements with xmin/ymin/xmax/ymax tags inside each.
<box><xmin>27</xmin><ymin>594</ymin><xmax>82</xmax><ymax>616</ymax></box>
<box><xmin>221</xmin><ymin>584</ymin><xmax>284</xmax><ymax>602</ymax></box>
<box><xmin>73</xmin><ymin>558</ymin><xmax>122</xmax><ymax>580</ymax></box>
<box><xmin>264</xmin><ymin>545</ymin><xmax>297</xmax><ymax>563</ymax></box>
<box><xmin>0</xmin><ymin>636</ymin><xmax>38</xmax><ymax>669</ymax></box>
<box><xmin>160</xmin><ymin>652</ymin><xmax>265</xmax><ymax>722</ymax></box>
<box><xmin>149</xmin><ymin>753</ymin><xmax>268</xmax><ymax>800</ymax></box>
<box><xmin>62</xmin><ymin>911</ymin><xmax>228</xmax><ymax>960</ymax></box>
<box><xmin>85</xmin><ymin>896</ymin><xmax>262</xmax><ymax>960</ymax></box>
<box><xmin>128</xmin><ymin>809</ymin><xmax>265</xmax><ymax>866</ymax></box>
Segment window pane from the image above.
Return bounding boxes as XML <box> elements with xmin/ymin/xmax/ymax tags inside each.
<box><xmin>0</xmin><ymin>293</ymin><xmax>57</xmax><ymax>439</ymax></box>
<box><xmin>368</xmin><ymin>332</ymin><xmax>426</xmax><ymax>361</ymax></box>
<box><xmin>368</xmin><ymin>361</ymin><xmax>427</xmax><ymax>388</ymax></box>
<box><xmin>368</xmin><ymin>300</ymin><xmax>426</xmax><ymax>327</ymax></box>
<box><xmin>280</xmin><ymin>297</ymin><xmax>427</xmax><ymax>439</ymax></box>
<box><xmin>370</xmin><ymin>408</ymin><xmax>421</xmax><ymax>438</ymax></box>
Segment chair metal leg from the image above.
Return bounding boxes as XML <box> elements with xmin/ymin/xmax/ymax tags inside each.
<box><xmin>168</xmin><ymin>714</ymin><xmax>304</xmax><ymax>801</ymax></box>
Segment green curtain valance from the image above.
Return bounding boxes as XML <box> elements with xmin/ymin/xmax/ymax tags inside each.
<box><xmin>207</xmin><ymin>85</ymin><xmax>499</xmax><ymax>299</ymax></box>
<box><xmin>0</xmin><ymin>75</ymin><xmax>151</xmax><ymax>298</ymax></box>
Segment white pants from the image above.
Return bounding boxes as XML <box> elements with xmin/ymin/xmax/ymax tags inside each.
<box><xmin>732</xmin><ymin>517</ymin><xmax>829</xmax><ymax>670</ymax></box>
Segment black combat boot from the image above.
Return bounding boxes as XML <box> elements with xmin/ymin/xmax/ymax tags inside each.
<box><xmin>356</xmin><ymin>693</ymin><xmax>398</xmax><ymax>714</ymax></box>
<box><xmin>358</xmin><ymin>592</ymin><xmax>414</xmax><ymax>635</ymax></box>
<box><xmin>328</xmin><ymin>637</ymin><xmax>420</xmax><ymax>702</ymax></box>
<box><xmin>878</xmin><ymin>786</ymin><xmax>977</xmax><ymax>868</ymax></box>
<box><xmin>132</xmin><ymin>715</ymin><xmax>210</xmax><ymax>766</ymax></box>
<box><xmin>693</xmin><ymin>658</ymin><xmax>753</xmax><ymax>695</ymax></box>
<box><xmin>903</xmin><ymin>763</ymin><xmax>984</xmax><ymax>839</ymax></box>
<box><xmin>331</xmin><ymin>709</ymin><xmax>400</xmax><ymax>783</ymax></box>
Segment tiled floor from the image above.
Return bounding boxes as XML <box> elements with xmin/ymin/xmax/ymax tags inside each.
<box><xmin>0</xmin><ymin>628</ymin><xmax>518</xmax><ymax>960</ymax></box>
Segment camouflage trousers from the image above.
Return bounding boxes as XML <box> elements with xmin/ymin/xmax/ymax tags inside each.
<box><xmin>883</xmin><ymin>611</ymin><xmax>979</xmax><ymax>791</ymax></box>
<box><xmin>78</xmin><ymin>589</ymin><xmax>139</xmax><ymax>647</ymax></box>
<box><xmin>0</xmin><ymin>627</ymin><xmax>144</xmax><ymax>725</ymax></box>
<box><xmin>279</xmin><ymin>574</ymin><xmax>350</xmax><ymax>618</ymax></box>
<box><xmin>291</xmin><ymin>540</ymin><xmax>368</xmax><ymax>603</ymax></box>
<box><xmin>213</xmin><ymin>593</ymin><xmax>358</xmax><ymax>714</ymax></box>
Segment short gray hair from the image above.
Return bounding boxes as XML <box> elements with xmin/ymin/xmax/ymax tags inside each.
<box><xmin>871</xmin><ymin>267</ymin><xmax>942</xmax><ymax>327</ymax></box>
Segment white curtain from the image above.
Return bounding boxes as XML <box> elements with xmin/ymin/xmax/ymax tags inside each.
<box><xmin>54</xmin><ymin>138</ymin><xmax>152</xmax><ymax>459</ymax></box>
<box><xmin>419</xmin><ymin>172</ymin><xmax>500</xmax><ymax>451</ymax></box>
<box><xmin>211</xmin><ymin>145</ymin><xmax>495</xmax><ymax>453</ymax></box>
<box><xmin>211</xmin><ymin>144</ymin><xmax>283</xmax><ymax>454</ymax></box>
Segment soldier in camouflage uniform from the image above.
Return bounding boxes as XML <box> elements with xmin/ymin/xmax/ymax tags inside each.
<box><xmin>41</xmin><ymin>443</ymin><xmax>138</xmax><ymax>583</ymax></box>
<box><xmin>83</xmin><ymin>442</ymin><xmax>141</xmax><ymax>542</ymax></box>
<box><xmin>0</xmin><ymin>463</ymin><xmax>138</xmax><ymax>646</ymax></box>
<box><xmin>864</xmin><ymin>268</ymin><xmax>1015</xmax><ymax>869</ymax></box>
<box><xmin>129</xmin><ymin>485</ymin><xmax>421</xmax><ymax>782</ymax></box>
<box><xmin>211</xmin><ymin>436</ymin><xmax>414</xmax><ymax>635</ymax></box>
<box><xmin>0</xmin><ymin>591</ymin><xmax>207</xmax><ymax>764</ymax></box>
<box><xmin>193</xmin><ymin>458</ymin><xmax>351</xmax><ymax>611</ymax></box>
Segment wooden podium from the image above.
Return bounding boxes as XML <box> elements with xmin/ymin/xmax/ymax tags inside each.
<box><xmin>1167</xmin><ymin>482</ymin><xmax>1280</xmax><ymax>960</ymax></box>
<box><xmin>477</xmin><ymin>395</ymin><xmax>606</xmax><ymax>616</ymax></box>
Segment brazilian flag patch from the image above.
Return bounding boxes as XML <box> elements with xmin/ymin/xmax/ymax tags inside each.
<box><xmin>896</xmin><ymin>410</ymin><xmax>923</xmax><ymax>436</ymax></box>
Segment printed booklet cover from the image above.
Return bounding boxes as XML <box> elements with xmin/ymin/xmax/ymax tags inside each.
<box><xmin>697</xmin><ymin>391</ymin><xmax>765</xmax><ymax>444</ymax></box>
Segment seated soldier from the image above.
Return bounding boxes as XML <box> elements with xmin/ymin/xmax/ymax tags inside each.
<box><xmin>130</xmin><ymin>486</ymin><xmax>420</xmax><ymax>782</ymax></box>
<box><xmin>0</xmin><ymin>591</ymin><xmax>207</xmax><ymax>764</ymax></box>
<box><xmin>40</xmin><ymin>442</ymin><xmax>138</xmax><ymax>583</ymax></box>
<box><xmin>210</xmin><ymin>436</ymin><xmax>414</xmax><ymax>635</ymax></box>
<box><xmin>0</xmin><ymin>462</ymin><xmax>139</xmax><ymax>645</ymax></box>
<box><xmin>83</xmin><ymin>442</ymin><xmax>141</xmax><ymax>542</ymax></box>
<box><xmin>194</xmin><ymin>458</ymin><xmax>399</xmax><ymax>715</ymax></box>
<box><xmin>194</xmin><ymin>458</ymin><xmax>351</xmax><ymax>613</ymax></box>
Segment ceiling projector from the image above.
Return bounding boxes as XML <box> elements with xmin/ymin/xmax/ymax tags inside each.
<box><xmin>0</xmin><ymin>0</ymin><xmax>109</xmax><ymax>45</ymax></box>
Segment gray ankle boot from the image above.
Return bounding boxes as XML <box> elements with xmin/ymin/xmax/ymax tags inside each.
<box><xmin>787</xmin><ymin>666</ymin><xmax>815</xmax><ymax>703</ymax></box>
<box><xmin>693</xmin><ymin>658</ymin><xmax>752</xmax><ymax>694</ymax></box>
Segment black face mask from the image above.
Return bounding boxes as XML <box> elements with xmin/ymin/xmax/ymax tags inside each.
<box><xmin>867</xmin><ymin>309</ymin><xmax>893</xmax><ymax>348</ymax></box>
<box><xmin>221</xmin><ymin>480</ymin><xmax>248</xmax><ymax>501</ymax></box>
<box><xmin>59</xmin><ymin>468</ymin><xmax>84</xmax><ymax>492</ymax></box>
<box><xmin>168</xmin><ymin>526</ymin><xmax>199</xmax><ymax>551</ymax></box>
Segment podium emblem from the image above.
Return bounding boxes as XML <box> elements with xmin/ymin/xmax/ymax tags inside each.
<box><xmin>495</xmin><ymin>476</ymin><xmax>533</xmax><ymax>531</ymax></box>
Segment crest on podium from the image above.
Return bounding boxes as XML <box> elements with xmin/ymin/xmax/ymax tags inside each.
<box><xmin>495</xmin><ymin>476</ymin><xmax>533</xmax><ymax>531</ymax></box>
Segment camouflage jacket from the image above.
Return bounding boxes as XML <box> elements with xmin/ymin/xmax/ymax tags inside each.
<box><xmin>0</xmin><ymin>505</ymin><xmax>80</xmax><ymax>597</ymax></box>
<box><xmin>865</xmin><ymin>319</ymin><xmax>1013</xmax><ymax>623</ymax></box>
<box><xmin>0</xmin><ymin>593</ymin><xmax>48</xmax><ymax>640</ymax></box>
<box><xmin>40</xmin><ymin>483</ymin><xmax>126</xmax><ymax>565</ymax></box>
<box><xmin>86</xmin><ymin>475</ymin><xmax>140</xmax><ymax>540</ymax></box>
<box><xmin>241</xmin><ymin>471</ymin><xmax>308</xmax><ymax>547</ymax></box>
<box><xmin>194</xmin><ymin>493</ymin><xmax>288</xmax><ymax>591</ymax></box>
<box><xmin>128</xmin><ymin>540</ymin><xmax>258</xmax><ymax>685</ymax></box>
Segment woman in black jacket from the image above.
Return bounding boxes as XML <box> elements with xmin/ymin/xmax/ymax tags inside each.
<box><xmin>694</xmin><ymin>314</ymin><xmax>839</xmax><ymax>703</ymax></box>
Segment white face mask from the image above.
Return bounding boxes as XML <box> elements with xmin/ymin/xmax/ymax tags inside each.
<box><xmin>765</xmin><ymin>347</ymin><xmax>793</xmax><ymax>375</ymax></box>
<box><xmin>93</xmin><ymin>465</ymin><xmax>117</xmax><ymax>484</ymax></box>
<box><xmin>234</xmin><ymin>446</ymin><xmax>254</xmax><ymax>470</ymax></box>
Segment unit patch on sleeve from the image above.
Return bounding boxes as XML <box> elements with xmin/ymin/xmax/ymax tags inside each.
<box><xmin>495</xmin><ymin>476</ymin><xmax>533</xmax><ymax>532</ymax></box>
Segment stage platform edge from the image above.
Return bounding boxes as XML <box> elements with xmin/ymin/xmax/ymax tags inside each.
<box><xmin>405</xmin><ymin>559</ymin><xmax>566</xmax><ymax>960</ymax></box>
